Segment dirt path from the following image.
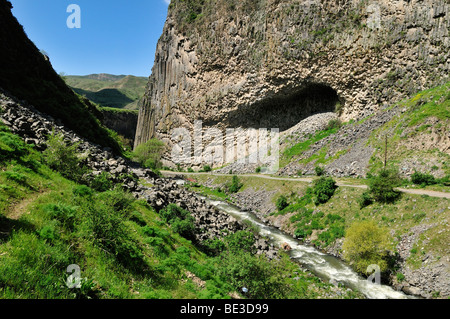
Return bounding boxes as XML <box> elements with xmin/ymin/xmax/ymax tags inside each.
<box><xmin>161</xmin><ymin>171</ymin><xmax>450</xmax><ymax>199</ymax></box>
<box><xmin>7</xmin><ymin>191</ymin><xmax>50</xmax><ymax>220</ymax></box>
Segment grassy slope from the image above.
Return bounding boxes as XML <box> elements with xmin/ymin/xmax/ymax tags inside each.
<box><xmin>366</xmin><ymin>82</ymin><xmax>450</xmax><ymax>179</ymax></box>
<box><xmin>0</xmin><ymin>122</ymin><xmax>355</xmax><ymax>299</ymax></box>
<box><xmin>65</xmin><ymin>75</ymin><xmax>148</xmax><ymax>110</ymax></box>
<box><xmin>280</xmin><ymin>82</ymin><xmax>450</xmax><ymax>182</ymax></box>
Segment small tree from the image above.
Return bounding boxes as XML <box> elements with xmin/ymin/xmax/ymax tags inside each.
<box><xmin>343</xmin><ymin>221</ymin><xmax>393</xmax><ymax>275</ymax></box>
<box><xmin>132</xmin><ymin>139</ymin><xmax>165</xmax><ymax>170</ymax></box>
<box><xmin>368</xmin><ymin>169</ymin><xmax>401</xmax><ymax>203</ymax></box>
<box><xmin>312</xmin><ymin>177</ymin><xmax>338</xmax><ymax>205</ymax></box>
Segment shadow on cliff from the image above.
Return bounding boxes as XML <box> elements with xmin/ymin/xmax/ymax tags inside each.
<box><xmin>226</xmin><ymin>83</ymin><xmax>341</xmax><ymax>132</ymax></box>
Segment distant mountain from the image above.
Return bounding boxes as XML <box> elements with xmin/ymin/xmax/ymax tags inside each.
<box><xmin>65</xmin><ymin>74</ymin><xmax>148</xmax><ymax>110</ymax></box>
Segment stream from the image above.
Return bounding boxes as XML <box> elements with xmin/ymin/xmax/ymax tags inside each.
<box><xmin>196</xmin><ymin>193</ymin><xmax>412</xmax><ymax>299</ymax></box>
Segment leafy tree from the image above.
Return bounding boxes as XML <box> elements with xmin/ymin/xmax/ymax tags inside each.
<box><xmin>343</xmin><ymin>221</ymin><xmax>393</xmax><ymax>275</ymax></box>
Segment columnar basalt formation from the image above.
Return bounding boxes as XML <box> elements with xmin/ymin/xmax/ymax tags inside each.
<box><xmin>135</xmin><ymin>0</ymin><xmax>449</xmax><ymax>158</ymax></box>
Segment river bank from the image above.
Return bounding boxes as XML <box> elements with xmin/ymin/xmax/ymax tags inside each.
<box><xmin>166</xmin><ymin>172</ymin><xmax>449</xmax><ymax>299</ymax></box>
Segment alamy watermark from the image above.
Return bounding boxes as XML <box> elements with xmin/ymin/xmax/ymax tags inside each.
<box><xmin>66</xmin><ymin>264</ymin><xmax>81</xmax><ymax>289</ymax></box>
<box><xmin>367</xmin><ymin>264</ymin><xmax>381</xmax><ymax>286</ymax></box>
<box><xmin>67</xmin><ymin>4</ymin><xmax>81</xmax><ymax>29</ymax></box>
<box><xmin>171</xmin><ymin>121</ymin><xmax>280</xmax><ymax>173</ymax></box>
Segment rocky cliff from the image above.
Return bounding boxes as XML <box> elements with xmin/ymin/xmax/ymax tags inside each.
<box><xmin>0</xmin><ymin>0</ymin><xmax>120</xmax><ymax>152</ymax></box>
<box><xmin>135</xmin><ymin>0</ymin><xmax>449</xmax><ymax>156</ymax></box>
<box><xmin>99</xmin><ymin>108</ymin><xmax>138</xmax><ymax>143</ymax></box>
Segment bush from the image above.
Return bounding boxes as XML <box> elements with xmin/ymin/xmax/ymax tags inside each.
<box><xmin>72</xmin><ymin>185</ymin><xmax>93</xmax><ymax>197</ymax></box>
<box><xmin>312</xmin><ymin>177</ymin><xmax>338</xmax><ymax>205</ymax></box>
<box><xmin>255</xmin><ymin>167</ymin><xmax>261</xmax><ymax>173</ymax></box>
<box><xmin>314</xmin><ymin>166</ymin><xmax>325</xmax><ymax>176</ymax></box>
<box><xmin>368</xmin><ymin>169</ymin><xmax>401</xmax><ymax>203</ymax></box>
<box><xmin>411</xmin><ymin>171</ymin><xmax>437</xmax><ymax>186</ymax></box>
<box><xmin>325</xmin><ymin>119</ymin><xmax>342</xmax><ymax>130</ymax></box>
<box><xmin>224</xmin><ymin>230</ymin><xmax>256</xmax><ymax>254</ymax></box>
<box><xmin>275</xmin><ymin>195</ymin><xmax>289</xmax><ymax>211</ymax></box>
<box><xmin>89</xmin><ymin>171</ymin><xmax>114</xmax><ymax>192</ymax></box>
<box><xmin>227</xmin><ymin>176</ymin><xmax>243</xmax><ymax>194</ymax></box>
<box><xmin>202</xmin><ymin>165</ymin><xmax>212</xmax><ymax>172</ymax></box>
<box><xmin>132</xmin><ymin>139</ymin><xmax>165</xmax><ymax>170</ymax></box>
<box><xmin>159</xmin><ymin>204</ymin><xmax>196</xmax><ymax>239</ymax></box>
<box><xmin>343</xmin><ymin>221</ymin><xmax>393</xmax><ymax>275</ymax></box>
<box><xmin>43</xmin><ymin>132</ymin><xmax>87</xmax><ymax>182</ymax></box>
<box><xmin>81</xmin><ymin>193</ymin><xmax>145</xmax><ymax>271</ymax></box>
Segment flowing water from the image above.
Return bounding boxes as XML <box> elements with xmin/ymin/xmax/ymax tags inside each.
<box><xmin>198</xmin><ymin>194</ymin><xmax>412</xmax><ymax>299</ymax></box>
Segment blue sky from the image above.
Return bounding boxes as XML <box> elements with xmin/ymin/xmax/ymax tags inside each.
<box><xmin>10</xmin><ymin>0</ymin><xmax>170</xmax><ymax>77</ymax></box>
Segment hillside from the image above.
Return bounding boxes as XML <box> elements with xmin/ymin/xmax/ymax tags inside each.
<box><xmin>65</xmin><ymin>74</ymin><xmax>148</xmax><ymax>110</ymax></box>
<box><xmin>0</xmin><ymin>0</ymin><xmax>120</xmax><ymax>153</ymax></box>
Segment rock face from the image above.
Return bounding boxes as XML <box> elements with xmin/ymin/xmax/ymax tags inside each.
<box><xmin>135</xmin><ymin>0</ymin><xmax>450</xmax><ymax>155</ymax></box>
<box><xmin>99</xmin><ymin>109</ymin><xmax>138</xmax><ymax>143</ymax></box>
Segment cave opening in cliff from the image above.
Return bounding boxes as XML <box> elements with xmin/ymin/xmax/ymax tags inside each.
<box><xmin>227</xmin><ymin>83</ymin><xmax>341</xmax><ymax>132</ymax></box>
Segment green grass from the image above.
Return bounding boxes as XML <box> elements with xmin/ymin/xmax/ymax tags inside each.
<box><xmin>281</xmin><ymin>127</ymin><xmax>340</xmax><ymax>167</ymax></box>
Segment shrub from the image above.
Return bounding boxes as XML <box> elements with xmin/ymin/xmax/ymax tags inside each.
<box><xmin>275</xmin><ymin>195</ymin><xmax>289</xmax><ymax>211</ymax></box>
<box><xmin>255</xmin><ymin>167</ymin><xmax>261</xmax><ymax>173</ymax></box>
<box><xmin>411</xmin><ymin>171</ymin><xmax>437</xmax><ymax>186</ymax></box>
<box><xmin>72</xmin><ymin>185</ymin><xmax>93</xmax><ymax>197</ymax></box>
<box><xmin>217</xmin><ymin>251</ymin><xmax>293</xmax><ymax>299</ymax></box>
<box><xmin>325</xmin><ymin>119</ymin><xmax>342</xmax><ymax>130</ymax></box>
<box><xmin>314</xmin><ymin>166</ymin><xmax>325</xmax><ymax>176</ymax></box>
<box><xmin>343</xmin><ymin>221</ymin><xmax>393</xmax><ymax>275</ymax></box>
<box><xmin>224</xmin><ymin>230</ymin><xmax>256</xmax><ymax>254</ymax></box>
<box><xmin>89</xmin><ymin>171</ymin><xmax>113</xmax><ymax>192</ymax></box>
<box><xmin>312</xmin><ymin>177</ymin><xmax>338</xmax><ymax>205</ymax></box>
<box><xmin>43</xmin><ymin>132</ymin><xmax>86</xmax><ymax>182</ymax></box>
<box><xmin>227</xmin><ymin>176</ymin><xmax>243</xmax><ymax>194</ymax></box>
<box><xmin>368</xmin><ymin>169</ymin><xmax>401</xmax><ymax>204</ymax></box>
<box><xmin>132</xmin><ymin>139</ymin><xmax>165</xmax><ymax>170</ymax></box>
<box><xmin>159</xmin><ymin>204</ymin><xmax>196</xmax><ymax>239</ymax></box>
<box><xmin>202</xmin><ymin>165</ymin><xmax>212</xmax><ymax>172</ymax></box>
<box><xmin>82</xmin><ymin>196</ymin><xmax>145</xmax><ymax>271</ymax></box>
<box><xmin>396</xmin><ymin>273</ymin><xmax>405</xmax><ymax>282</ymax></box>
